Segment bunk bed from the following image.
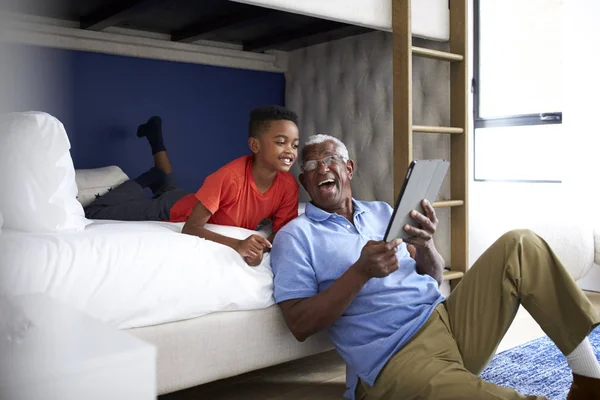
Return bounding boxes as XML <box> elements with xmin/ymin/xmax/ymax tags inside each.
<box><xmin>0</xmin><ymin>0</ymin><xmax>468</xmax><ymax>396</ymax></box>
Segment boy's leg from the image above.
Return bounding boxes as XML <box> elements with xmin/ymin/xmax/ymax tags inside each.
<box><xmin>84</xmin><ymin>116</ymin><xmax>188</xmax><ymax>221</ymax></box>
<box><xmin>84</xmin><ymin>179</ymin><xmax>148</xmax><ymax>220</ymax></box>
<box><xmin>84</xmin><ymin>169</ymin><xmax>187</xmax><ymax>221</ymax></box>
<box><xmin>137</xmin><ymin>116</ymin><xmax>172</xmax><ymax>174</ymax></box>
<box><xmin>139</xmin><ymin>165</ymin><xmax>191</xmax><ymax>208</ymax></box>
<box><xmin>445</xmin><ymin>230</ymin><xmax>600</xmax><ymax>377</ymax></box>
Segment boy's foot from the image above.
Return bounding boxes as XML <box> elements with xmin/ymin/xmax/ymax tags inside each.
<box><xmin>136</xmin><ymin>116</ymin><xmax>162</xmax><ymax>137</ymax></box>
<box><xmin>137</xmin><ymin>116</ymin><xmax>165</xmax><ymax>154</ymax></box>
<box><xmin>567</xmin><ymin>373</ymin><xmax>600</xmax><ymax>399</ymax></box>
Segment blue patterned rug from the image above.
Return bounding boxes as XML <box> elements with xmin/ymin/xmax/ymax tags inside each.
<box><xmin>481</xmin><ymin>327</ymin><xmax>600</xmax><ymax>399</ymax></box>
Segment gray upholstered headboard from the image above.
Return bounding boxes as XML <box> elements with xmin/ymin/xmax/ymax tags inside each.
<box><xmin>285</xmin><ymin>31</ymin><xmax>452</xmax><ymax>260</ymax></box>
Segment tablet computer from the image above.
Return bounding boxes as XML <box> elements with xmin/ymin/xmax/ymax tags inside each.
<box><xmin>384</xmin><ymin>159</ymin><xmax>449</xmax><ymax>242</ymax></box>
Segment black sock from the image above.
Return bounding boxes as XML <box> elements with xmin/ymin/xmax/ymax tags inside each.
<box><xmin>134</xmin><ymin>167</ymin><xmax>167</xmax><ymax>189</ymax></box>
<box><xmin>137</xmin><ymin>116</ymin><xmax>165</xmax><ymax>155</ymax></box>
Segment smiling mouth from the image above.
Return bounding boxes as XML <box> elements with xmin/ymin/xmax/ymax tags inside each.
<box><xmin>318</xmin><ymin>178</ymin><xmax>335</xmax><ymax>190</ymax></box>
<box><xmin>279</xmin><ymin>157</ymin><xmax>294</xmax><ymax>166</ymax></box>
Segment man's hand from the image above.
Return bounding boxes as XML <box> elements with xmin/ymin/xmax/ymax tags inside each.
<box><xmin>404</xmin><ymin>199</ymin><xmax>445</xmax><ymax>284</ymax></box>
<box><xmin>403</xmin><ymin>199</ymin><xmax>438</xmax><ymax>248</ymax></box>
<box><xmin>354</xmin><ymin>239</ymin><xmax>403</xmax><ymax>279</ymax></box>
<box><xmin>235</xmin><ymin>234</ymin><xmax>272</xmax><ymax>264</ymax></box>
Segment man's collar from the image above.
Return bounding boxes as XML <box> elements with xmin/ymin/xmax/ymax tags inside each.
<box><xmin>352</xmin><ymin>199</ymin><xmax>367</xmax><ymax>216</ymax></box>
<box><xmin>305</xmin><ymin>199</ymin><xmax>368</xmax><ymax>222</ymax></box>
<box><xmin>305</xmin><ymin>202</ymin><xmax>331</xmax><ymax>222</ymax></box>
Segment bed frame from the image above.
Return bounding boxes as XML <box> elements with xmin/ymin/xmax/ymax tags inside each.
<box><xmin>1</xmin><ymin>0</ymin><xmax>469</xmax><ymax>395</ymax></box>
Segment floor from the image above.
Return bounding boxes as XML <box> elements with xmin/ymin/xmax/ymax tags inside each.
<box><xmin>160</xmin><ymin>291</ymin><xmax>600</xmax><ymax>400</ymax></box>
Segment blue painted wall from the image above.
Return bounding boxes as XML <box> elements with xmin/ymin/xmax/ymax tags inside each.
<box><xmin>6</xmin><ymin>45</ymin><xmax>285</xmax><ymax>192</ymax></box>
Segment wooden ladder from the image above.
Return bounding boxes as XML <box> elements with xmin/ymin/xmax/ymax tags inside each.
<box><xmin>392</xmin><ymin>0</ymin><xmax>468</xmax><ymax>287</ymax></box>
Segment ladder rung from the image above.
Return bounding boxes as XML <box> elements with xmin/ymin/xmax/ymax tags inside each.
<box><xmin>443</xmin><ymin>270</ymin><xmax>465</xmax><ymax>281</ymax></box>
<box><xmin>413</xmin><ymin>125</ymin><xmax>464</xmax><ymax>134</ymax></box>
<box><xmin>433</xmin><ymin>200</ymin><xmax>464</xmax><ymax>208</ymax></box>
<box><xmin>412</xmin><ymin>46</ymin><xmax>464</xmax><ymax>62</ymax></box>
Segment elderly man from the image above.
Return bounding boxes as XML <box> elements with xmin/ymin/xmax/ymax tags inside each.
<box><xmin>270</xmin><ymin>134</ymin><xmax>600</xmax><ymax>400</ymax></box>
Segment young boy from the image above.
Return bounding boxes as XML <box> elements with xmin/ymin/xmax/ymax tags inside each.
<box><xmin>84</xmin><ymin>106</ymin><xmax>300</xmax><ymax>266</ymax></box>
<box><xmin>180</xmin><ymin>106</ymin><xmax>300</xmax><ymax>266</ymax></box>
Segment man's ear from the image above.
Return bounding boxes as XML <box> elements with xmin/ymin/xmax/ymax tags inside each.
<box><xmin>248</xmin><ymin>137</ymin><xmax>260</xmax><ymax>154</ymax></box>
<box><xmin>346</xmin><ymin>159</ymin><xmax>355</xmax><ymax>180</ymax></box>
<box><xmin>299</xmin><ymin>173</ymin><xmax>307</xmax><ymax>191</ymax></box>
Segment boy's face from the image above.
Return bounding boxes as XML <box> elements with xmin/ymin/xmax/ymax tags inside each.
<box><xmin>250</xmin><ymin>120</ymin><xmax>300</xmax><ymax>172</ymax></box>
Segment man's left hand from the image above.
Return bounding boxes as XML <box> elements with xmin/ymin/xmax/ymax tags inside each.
<box><xmin>403</xmin><ymin>199</ymin><xmax>437</xmax><ymax>248</ymax></box>
<box><xmin>403</xmin><ymin>199</ymin><xmax>444</xmax><ymax>284</ymax></box>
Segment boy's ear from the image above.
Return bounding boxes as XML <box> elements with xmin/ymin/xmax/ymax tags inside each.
<box><xmin>248</xmin><ymin>137</ymin><xmax>260</xmax><ymax>154</ymax></box>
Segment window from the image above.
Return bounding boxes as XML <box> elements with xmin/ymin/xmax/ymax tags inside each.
<box><xmin>473</xmin><ymin>0</ymin><xmax>563</xmax><ymax>182</ymax></box>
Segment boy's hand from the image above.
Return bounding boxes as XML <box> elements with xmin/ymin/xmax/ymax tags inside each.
<box><xmin>235</xmin><ymin>234</ymin><xmax>272</xmax><ymax>260</ymax></box>
<box><xmin>244</xmin><ymin>250</ymin><xmax>264</xmax><ymax>267</ymax></box>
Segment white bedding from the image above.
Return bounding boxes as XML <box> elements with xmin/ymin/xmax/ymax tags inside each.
<box><xmin>0</xmin><ymin>220</ymin><xmax>275</xmax><ymax>329</ymax></box>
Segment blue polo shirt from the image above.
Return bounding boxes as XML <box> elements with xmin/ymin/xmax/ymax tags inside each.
<box><xmin>271</xmin><ymin>199</ymin><xmax>444</xmax><ymax>399</ymax></box>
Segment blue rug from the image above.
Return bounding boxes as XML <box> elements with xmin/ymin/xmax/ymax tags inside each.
<box><xmin>481</xmin><ymin>327</ymin><xmax>600</xmax><ymax>399</ymax></box>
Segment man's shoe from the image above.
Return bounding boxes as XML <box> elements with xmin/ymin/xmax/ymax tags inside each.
<box><xmin>567</xmin><ymin>373</ymin><xmax>600</xmax><ymax>399</ymax></box>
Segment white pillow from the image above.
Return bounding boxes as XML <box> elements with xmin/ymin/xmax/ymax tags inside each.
<box><xmin>0</xmin><ymin>112</ymin><xmax>90</xmax><ymax>232</ymax></box>
<box><xmin>298</xmin><ymin>202</ymin><xmax>307</xmax><ymax>215</ymax></box>
<box><xmin>204</xmin><ymin>223</ymin><xmax>269</xmax><ymax>240</ymax></box>
<box><xmin>75</xmin><ymin>166</ymin><xmax>129</xmax><ymax>207</ymax></box>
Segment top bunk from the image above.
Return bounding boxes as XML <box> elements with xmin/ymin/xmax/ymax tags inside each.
<box><xmin>1</xmin><ymin>0</ymin><xmax>450</xmax><ymax>72</ymax></box>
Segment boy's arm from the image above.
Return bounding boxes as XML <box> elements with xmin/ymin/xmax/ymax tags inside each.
<box><xmin>182</xmin><ymin>202</ymin><xmax>271</xmax><ymax>262</ymax></box>
<box><xmin>181</xmin><ymin>202</ymin><xmax>239</xmax><ymax>249</ymax></box>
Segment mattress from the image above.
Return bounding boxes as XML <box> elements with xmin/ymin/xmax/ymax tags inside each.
<box><xmin>0</xmin><ymin>220</ymin><xmax>275</xmax><ymax>329</ymax></box>
<box><xmin>128</xmin><ymin>305</ymin><xmax>334</xmax><ymax>394</ymax></box>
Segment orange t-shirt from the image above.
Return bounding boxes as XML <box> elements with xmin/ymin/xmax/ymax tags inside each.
<box><xmin>169</xmin><ymin>155</ymin><xmax>299</xmax><ymax>233</ymax></box>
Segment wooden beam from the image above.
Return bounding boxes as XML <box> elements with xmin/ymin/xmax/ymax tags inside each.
<box><xmin>413</xmin><ymin>125</ymin><xmax>464</xmax><ymax>134</ymax></box>
<box><xmin>433</xmin><ymin>200</ymin><xmax>464</xmax><ymax>208</ymax></box>
<box><xmin>244</xmin><ymin>22</ymin><xmax>371</xmax><ymax>52</ymax></box>
<box><xmin>392</xmin><ymin>0</ymin><xmax>412</xmax><ymax>200</ymax></box>
<box><xmin>412</xmin><ymin>46</ymin><xmax>464</xmax><ymax>62</ymax></box>
<box><xmin>80</xmin><ymin>0</ymin><xmax>167</xmax><ymax>31</ymax></box>
<box><xmin>172</xmin><ymin>8</ymin><xmax>274</xmax><ymax>43</ymax></box>
<box><xmin>443</xmin><ymin>270</ymin><xmax>465</xmax><ymax>281</ymax></box>
<box><xmin>450</xmin><ymin>0</ymin><xmax>469</xmax><ymax>286</ymax></box>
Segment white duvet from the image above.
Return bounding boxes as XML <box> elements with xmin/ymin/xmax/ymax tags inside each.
<box><xmin>0</xmin><ymin>220</ymin><xmax>275</xmax><ymax>329</ymax></box>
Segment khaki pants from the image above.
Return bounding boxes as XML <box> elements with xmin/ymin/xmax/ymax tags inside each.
<box><xmin>356</xmin><ymin>230</ymin><xmax>600</xmax><ymax>400</ymax></box>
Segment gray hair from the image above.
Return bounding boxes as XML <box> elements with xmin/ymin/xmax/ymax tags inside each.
<box><xmin>301</xmin><ymin>134</ymin><xmax>350</xmax><ymax>170</ymax></box>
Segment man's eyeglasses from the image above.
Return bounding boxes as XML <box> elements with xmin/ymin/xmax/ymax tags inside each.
<box><xmin>302</xmin><ymin>155</ymin><xmax>343</xmax><ymax>172</ymax></box>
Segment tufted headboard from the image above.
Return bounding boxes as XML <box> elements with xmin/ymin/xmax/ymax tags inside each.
<box><xmin>285</xmin><ymin>31</ymin><xmax>452</xmax><ymax>259</ymax></box>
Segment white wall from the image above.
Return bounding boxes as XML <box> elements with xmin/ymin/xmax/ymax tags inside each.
<box><xmin>563</xmin><ymin>0</ymin><xmax>600</xmax><ymax>208</ymax></box>
<box><xmin>562</xmin><ymin>0</ymin><xmax>600</xmax><ymax>289</ymax></box>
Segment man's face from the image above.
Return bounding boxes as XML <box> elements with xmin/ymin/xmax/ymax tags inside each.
<box><xmin>251</xmin><ymin>120</ymin><xmax>299</xmax><ymax>172</ymax></box>
<box><xmin>299</xmin><ymin>140</ymin><xmax>354</xmax><ymax>212</ymax></box>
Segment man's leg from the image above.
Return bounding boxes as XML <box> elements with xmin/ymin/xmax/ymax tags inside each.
<box><xmin>355</xmin><ymin>305</ymin><xmax>544</xmax><ymax>400</ymax></box>
<box><xmin>445</xmin><ymin>230</ymin><xmax>600</xmax><ymax>394</ymax></box>
<box><xmin>137</xmin><ymin>116</ymin><xmax>172</xmax><ymax>174</ymax></box>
